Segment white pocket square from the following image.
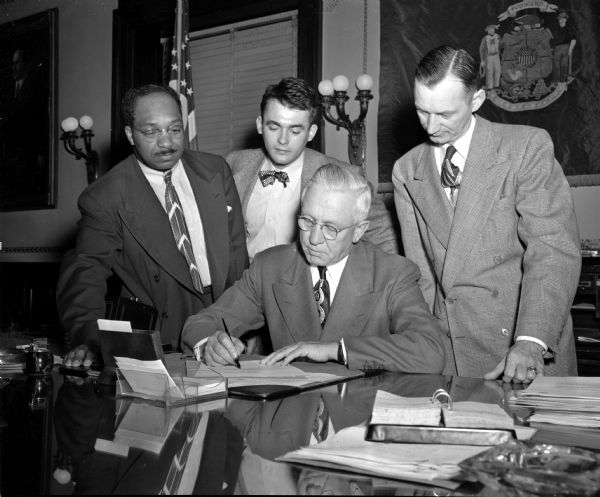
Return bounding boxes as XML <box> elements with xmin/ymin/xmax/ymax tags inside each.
<box><xmin>227</xmin><ymin>205</ymin><xmax>233</xmax><ymax>213</ymax></box>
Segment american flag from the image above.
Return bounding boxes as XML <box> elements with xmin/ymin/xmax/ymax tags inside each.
<box><xmin>169</xmin><ymin>0</ymin><xmax>197</xmax><ymax>150</ymax></box>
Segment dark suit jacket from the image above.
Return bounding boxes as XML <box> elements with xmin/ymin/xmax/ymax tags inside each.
<box><xmin>57</xmin><ymin>150</ymin><xmax>249</xmax><ymax>351</ymax></box>
<box><xmin>182</xmin><ymin>240</ymin><xmax>446</xmax><ymax>373</ymax></box>
<box><xmin>394</xmin><ymin>116</ymin><xmax>581</xmax><ymax>377</ymax></box>
<box><xmin>226</xmin><ymin>148</ymin><xmax>400</xmax><ymax>255</ymax></box>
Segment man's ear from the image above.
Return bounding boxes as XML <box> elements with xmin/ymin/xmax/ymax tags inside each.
<box><xmin>471</xmin><ymin>88</ymin><xmax>486</xmax><ymax>113</ymax></box>
<box><xmin>124</xmin><ymin>126</ymin><xmax>134</xmax><ymax>146</ymax></box>
<box><xmin>352</xmin><ymin>220</ymin><xmax>370</xmax><ymax>243</ymax></box>
<box><xmin>256</xmin><ymin>115</ymin><xmax>263</xmax><ymax>135</ymax></box>
<box><xmin>307</xmin><ymin>123</ymin><xmax>318</xmax><ymax>142</ymax></box>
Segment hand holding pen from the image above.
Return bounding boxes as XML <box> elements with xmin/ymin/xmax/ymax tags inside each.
<box><xmin>221</xmin><ymin>318</ymin><xmax>241</xmax><ymax>368</ymax></box>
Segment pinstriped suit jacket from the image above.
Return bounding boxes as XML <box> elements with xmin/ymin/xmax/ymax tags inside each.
<box><xmin>226</xmin><ymin>148</ymin><xmax>400</xmax><ymax>255</ymax></box>
<box><xmin>393</xmin><ymin>116</ymin><xmax>581</xmax><ymax>377</ymax></box>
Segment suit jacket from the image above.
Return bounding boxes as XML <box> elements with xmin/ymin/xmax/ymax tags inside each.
<box><xmin>182</xmin><ymin>240</ymin><xmax>446</xmax><ymax>373</ymax></box>
<box><xmin>57</xmin><ymin>150</ymin><xmax>249</xmax><ymax>351</ymax></box>
<box><xmin>226</xmin><ymin>148</ymin><xmax>400</xmax><ymax>255</ymax></box>
<box><xmin>393</xmin><ymin>116</ymin><xmax>581</xmax><ymax>377</ymax></box>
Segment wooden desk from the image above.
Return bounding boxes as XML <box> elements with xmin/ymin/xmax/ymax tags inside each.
<box><xmin>0</xmin><ymin>366</ymin><xmax>598</xmax><ymax>495</ymax></box>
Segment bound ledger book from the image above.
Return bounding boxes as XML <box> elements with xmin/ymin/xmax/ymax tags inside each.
<box><xmin>366</xmin><ymin>389</ymin><xmax>516</xmax><ymax>445</ymax></box>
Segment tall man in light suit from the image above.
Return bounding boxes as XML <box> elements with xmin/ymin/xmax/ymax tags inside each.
<box><xmin>393</xmin><ymin>46</ymin><xmax>581</xmax><ymax>382</ymax></box>
<box><xmin>58</xmin><ymin>84</ymin><xmax>248</xmax><ymax>368</ymax></box>
<box><xmin>226</xmin><ymin>77</ymin><xmax>399</xmax><ymax>261</ymax></box>
<box><xmin>182</xmin><ymin>164</ymin><xmax>445</xmax><ymax>373</ymax></box>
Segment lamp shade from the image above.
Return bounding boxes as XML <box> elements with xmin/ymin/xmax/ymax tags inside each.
<box><xmin>356</xmin><ymin>74</ymin><xmax>373</xmax><ymax>91</ymax></box>
<box><xmin>61</xmin><ymin>117</ymin><xmax>79</xmax><ymax>132</ymax></box>
<box><xmin>332</xmin><ymin>75</ymin><xmax>349</xmax><ymax>92</ymax></box>
<box><xmin>318</xmin><ymin>79</ymin><xmax>334</xmax><ymax>96</ymax></box>
<box><xmin>79</xmin><ymin>115</ymin><xmax>94</xmax><ymax>130</ymax></box>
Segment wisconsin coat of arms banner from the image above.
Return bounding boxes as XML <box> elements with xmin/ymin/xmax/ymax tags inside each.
<box><xmin>378</xmin><ymin>0</ymin><xmax>600</xmax><ymax>187</ymax></box>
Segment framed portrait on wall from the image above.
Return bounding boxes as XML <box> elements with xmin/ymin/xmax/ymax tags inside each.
<box><xmin>377</xmin><ymin>0</ymin><xmax>600</xmax><ymax>190</ymax></box>
<box><xmin>0</xmin><ymin>9</ymin><xmax>58</xmax><ymax>211</ymax></box>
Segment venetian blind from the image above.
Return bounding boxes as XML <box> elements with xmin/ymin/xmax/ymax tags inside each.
<box><xmin>189</xmin><ymin>12</ymin><xmax>298</xmax><ymax>156</ymax></box>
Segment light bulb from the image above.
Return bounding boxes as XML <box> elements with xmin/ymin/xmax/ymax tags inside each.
<box><xmin>61</xmin><ymin>117</ymin><xmax>79</xmax><ymax>132</ymax></box>
<box><xmin>318</xmin><ymin>80</ymin><xmax>334</xmax><ymax>96</ymax></box>
<box><xmin>356</xmin><ymin>74</ymin><xmax>373</xmax><ymax>91</ymax></box>
<box><xmin>79</xmin><ymin>115</ymin><xmax>94</xmax><ymax>130</ymax></box>
<box><xmin>332</xmin><ymin>75</ymin><xmax>349</xmax><ymax>92</ymax></box>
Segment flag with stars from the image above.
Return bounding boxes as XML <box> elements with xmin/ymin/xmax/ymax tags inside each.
<box><xmin>169</xmin><ymin>0</ymin><xmax>197</xmax><ymax>150</ymax></box>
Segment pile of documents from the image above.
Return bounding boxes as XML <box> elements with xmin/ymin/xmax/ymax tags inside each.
<box><xmin>512</xmin><ymin>376</ymin><xmax>600</xmax><ymax>428</ymax></box>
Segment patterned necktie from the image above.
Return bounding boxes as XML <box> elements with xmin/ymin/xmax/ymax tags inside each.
<box><xmin>258</xmin><ymin>170</ymin><xmax>289</xmax><ymax>187</ymax></box>
<box><xmin>312</xmin><ymin>396</ymin><xmax>330</xmax><ymax>443</ymax></box>
<box><xmin>314</xmin><ymin>266</ymin><xmax>330</xmax><ymax>326</ymax></box>
<box><xmin>440</xmin><ymin>145</ymin><xmax>461</xmax><ymax>205</ymax></box>
<box><xmin>164</xmin><ymin>170</ymin><xmax>204</xmax><ymax>293</ymax></box>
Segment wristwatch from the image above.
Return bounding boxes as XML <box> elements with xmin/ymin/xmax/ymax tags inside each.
<box><xmin>337</xmin><ymin>338</ymin><xmax>348</xmax><ymax>368</ymax></box>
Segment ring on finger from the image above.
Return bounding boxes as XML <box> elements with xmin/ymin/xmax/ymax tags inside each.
<box><xmin>527</xmin><ymin>366</ymin><xmax>538</xmax><ymax>375</ymax></box>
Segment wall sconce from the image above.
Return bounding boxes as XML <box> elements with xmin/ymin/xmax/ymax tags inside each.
<box><xmin>60</xmin><ymin>115</ymin><xmax>99</xmax><ymax>184</ymax></box>
<box><xmin>318</xmin><ymin>74</ymin><xmax>373</xmax><ymax>167</ymax></box>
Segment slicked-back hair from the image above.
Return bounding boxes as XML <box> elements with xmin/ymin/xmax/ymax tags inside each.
<box><xmin>121</xmin><ymin>84</ymin><xmax>182</xmax><ymax>127</ymax></box>
<box><xmin>260</xmin><ymin>77</ymin><xmax>320</xmax><ymax>124</ymax></box>
<box><xmin>416</xmin><ymin>45</ymin><xmax>481</xmax><ymax>94</ymax></box>
<box><xmin>302</xmin><ymin>163</ymin><xmax>371</xmax><ymax>223</ymax></box>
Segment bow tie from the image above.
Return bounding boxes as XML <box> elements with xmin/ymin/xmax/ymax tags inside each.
<box><xmin>259</xmin><ymin>170</ymin><xmax>289</xmax><ymax>187</ymax></box>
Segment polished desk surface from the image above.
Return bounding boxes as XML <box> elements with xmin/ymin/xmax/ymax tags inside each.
<box><xmin>0</xmin><ymin>357</ymin><xmax>598</xmax><ymax>496</ymax></box>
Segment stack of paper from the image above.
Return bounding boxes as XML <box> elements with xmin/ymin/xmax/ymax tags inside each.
<box><xmin>443</xmin><ymin>401</ymin><xmax>515</xmax><ymax>430</ymax></box>
<box><xmin>512</xmin><ymin>376</ymin><xmax>600</xmax><ymax>427</ymax></box>
<box><xmin>369</xmin><ymin>390</ymin><xmax>441</xmax><ymax>426</ymax></box>
<box><xmin>277</xmin><ymin>424</ymin><xmax>488</xmax><ymax>489</ymax></box>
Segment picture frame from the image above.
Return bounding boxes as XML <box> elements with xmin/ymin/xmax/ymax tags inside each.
<box><xmin>0</xmin><ymin>9</ymin><xmax>58</xmax><ymax>211</ymax></box>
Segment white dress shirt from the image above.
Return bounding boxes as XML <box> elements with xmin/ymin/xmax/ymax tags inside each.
<box><xmin>245</xmin><ymin>153</ymin><xmax>304</xmax><ymax>261</ymax></box>
<box><xmin>139</xmin><ymin>159</ymin><xmax>211</xmax><ymax>285</ymax></box>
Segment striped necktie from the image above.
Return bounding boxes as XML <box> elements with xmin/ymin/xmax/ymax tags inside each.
<box><xmin>164</xmin><ymin>169</ymin><xmax>204</xmax><ymax>293</ymax></box>
<box><xmin>440</xmin><ymin>145</ymin><xmax>460</xmax><ymax>206</ymax></box>
<box><xmin>314</xmin><ymin>266</ymin><xmax>330</xmax><ymax>326</ymax></box>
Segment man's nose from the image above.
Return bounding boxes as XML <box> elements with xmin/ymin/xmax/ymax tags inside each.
<box><xmin>156</xmin><ymin>130</ymin><xmax>174</xmax><ymax>146</ymax></box>
<box><xmin>426</xmin><ymin>115</ymin><xmax>440</xmax><ymax>134</ymax></box>
<box><xmin>308</xmin><ymin>224</ymin><xmax>325</xmax><ymax>245</ymax></box>
<box><xmin>277</xmin><ymin>129</ymin><xmax>289</xmax><ymax>144</ymax></box>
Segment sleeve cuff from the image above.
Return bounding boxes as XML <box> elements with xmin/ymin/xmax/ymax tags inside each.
<box><xmin>193</xmin><ymin>337</ymin><xmax>209</xmax><ymax>362</ymax></box>
<box><xmin>515</xmin><ymin>336</ymin><xmax>548</xmax><ymax>352</ymax></box>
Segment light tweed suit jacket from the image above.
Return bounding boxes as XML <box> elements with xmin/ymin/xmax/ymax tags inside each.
<box><xmin>393</xmin><ymin>116</ymin><xmax>581</xmax><ymax>377</ymax></box>
<box><xmin>226</xmin><ymin>148</ymin><xmax>400</xmax><ymax>255</ymax></box>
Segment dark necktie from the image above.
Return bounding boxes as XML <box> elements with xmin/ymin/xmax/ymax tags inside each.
<box><xmin>258</xmin><ymin>170</ymin><xmax>289</xmax><ymax>187</ymax></box>
<box><xmin>314</xmin><ymin>266</ymin><xmax>330</xmax><ymax>326</ymax></box>
<box><xmin>164</xmin><ymin>170</ymin><xmax>204</xmax><ymax>293</ymax></box>
<box><xmin>440</xmin><ymin>145</ymin><xmax>460</xmax><ymax>205</ymax></box>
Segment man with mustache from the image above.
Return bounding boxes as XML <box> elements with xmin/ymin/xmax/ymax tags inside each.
<box><xmin>58</xmin><ymin>84</ymin><xmax>248</xmax><ymax>369</ymax></box>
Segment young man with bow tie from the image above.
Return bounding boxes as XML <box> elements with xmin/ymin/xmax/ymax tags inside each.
<box><xmin>393</xmin><ymin>46</ymin><xmax>581</xmax><ymax>383</ymax></box>
<box><xmin>226</xmin><ymin>77</ymin><xmax>399</xmax><ymax>262</ymax></box>
<box><xmin>182</xmin><ymin>164</ymin><xmax>445</xmax><ymax>373</ymax></box>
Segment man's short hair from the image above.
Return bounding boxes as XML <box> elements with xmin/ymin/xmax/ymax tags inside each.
<box><xmin>303</xmin><ymin>163</ymin><xmax>371</xmax><ymax>222</ymax></box>
<box><xmin>121</xmin><ymin>84</ymin><xmax>182</xmax><ymax>127</ymax></box>
<box><xmin>260</xmin><ymin>77</ymin><xmax>320</xmax><ymax>124</ymax></box>
<box><xmin>416</xmin><ymin>45</ymin><xmax>481</xmax><ymax>94</ymax></box>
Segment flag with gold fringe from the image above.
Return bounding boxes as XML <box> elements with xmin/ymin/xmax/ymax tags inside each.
<box><xmin>169</xmin><ymin>0</ymin><xmax>197</xmax><ymax>150</ymax></box>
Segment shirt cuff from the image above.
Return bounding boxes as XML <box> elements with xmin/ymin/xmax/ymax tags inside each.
<box><xmin>515</xmin><ymin>336</ymin><xmax>547</xmax><ymax>352</ymax></box>
<box><xmin>193</xmin><ymin>337</ymin><xmax>209</xmax><ymax>362</ymax></box>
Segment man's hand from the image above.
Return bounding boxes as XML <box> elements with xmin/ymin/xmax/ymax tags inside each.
<box><xmin>484</xmin><ymin>341</ymin><xmax>544</xmax><ymax>383</ymax></box>
<box><xmin>63</xmin><ymin>344</ymin><xmax>96</xmax><ymax>369</ymax></box>
<box><xmin>260</xmin><ymin>341</ymin><xmax>337</xmax><ymax>367</ymax></box>
<box><xmin>203</xmin><ymin>330</ymin><xmax>245</xmax><ymax>367</ymax></box>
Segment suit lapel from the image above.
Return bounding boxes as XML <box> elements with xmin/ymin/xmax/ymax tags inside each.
<box><xmin>300</xmin><ymin>149</ymin><xmax>325</xmax><ymax>193</ymax></box>
<box><xmin>404</xmin><ymin>146</ymin><xmax>454</xmax><ymax>249</ymax></box>
<box><xmin>119</xmin><ymin>156</ymin><xmax>196</xmax><ymax>293</ymax></box>
<box><xmin>442</xmin><ymin>117</ymin><xmax>509</xmax><ymax>289</ymax></box>
<box><xmin>272</xmin><ymin>249</ymin><xmax>322</xmax><ymax>343</ymax></box>
<box><xmin>239</xmin><ymin>150</ymin><xmax>266</xmax><ymax>214</ymax></box>
<box><xmin>322</xmin><ymin>243</ymin><xmax>378</xmax><ymax>340</ymax></box>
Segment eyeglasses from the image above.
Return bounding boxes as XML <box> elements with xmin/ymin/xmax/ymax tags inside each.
<box><xmin>133</xmin><ymin>125</ymin><xmax>184</xmax><ymax>140</ymax></box>
<box><xmin>297</xmin><ymin>215</ymin><xmax>356</xmax><ymax>241</ymax></box>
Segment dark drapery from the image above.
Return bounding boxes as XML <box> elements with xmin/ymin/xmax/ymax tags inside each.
<box><xmin>378</xmin><ymin>0</ymin><xmax>600</xmax><ymax>187</ymax></box>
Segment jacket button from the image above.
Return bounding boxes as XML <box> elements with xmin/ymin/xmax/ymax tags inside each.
<box><xmin>447</xmin><ymin>332</ymin><xmax>451</xmax><ymax>338</ymax></box>
<box><xmin>493</xmin><ymin>256</ymin><xmax>503</xmax><ymax>265</ymax></box>
<box><xmin>501</xmin><ymin>328</ymin><xmax>510</xmax><ymax>336</ymax></box>
<box><xmin>491</xmin><ymin>290</ymin><xmax>499</xmax><ymax>298</ymax></box>
<box><xmin>154</xmin><ymin>274</ymin><xmax>160</xmax><ymax>282</ymax></box>
<box><xmin>162</xmin><ymin>312</ymin><xmax>168</xmax><ymax>319</ymax></box>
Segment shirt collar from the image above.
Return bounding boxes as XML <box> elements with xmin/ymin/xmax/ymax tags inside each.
<box><xmin>263</xmin><ymin>151</ymin><xmax>304</xmax><ymax>179</ymax></box>
<box><xmin>138</xmin><ymin>159</ymin><xmax>183</xmax><ymax>181</ymax></box>
<box><xmin>446</xmin><ymin>115</ymin><xmax>476</xmax><ymax>166</ymax></box>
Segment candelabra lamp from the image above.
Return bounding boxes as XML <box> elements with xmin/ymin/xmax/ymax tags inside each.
<box><xmin>318</xmin><ymin>74</ymin><xmax>373</xmax><ymax>167</ymax></box>
<box><xmin>60</xmin><ymin>115</ymin><xmax>99</xmax><ymax>184</ymax></box>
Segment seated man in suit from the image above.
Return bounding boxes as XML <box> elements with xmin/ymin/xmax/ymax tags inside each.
<box><xmin>182</xmin><ymin>164</ymin><xmax>445</xmax><ymax>373</ymax></box>
<box><xmin>58</xmin><ymin>84</ymin><xmax>248</xmax><ymax>369</ymax></box>
<box><xmin>226</xmin><ymin>76</ymin><xmax>399</xmax><ymax>262</ymax></box>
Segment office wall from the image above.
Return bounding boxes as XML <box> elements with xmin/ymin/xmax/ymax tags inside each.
<box><xmin>322</xmin><ymin>0</ymin><xmax>600</xmax><ymax>240</ymax></box>
<box><xmin>0</xmin><ymin>0</ymin><xmax>116</xmax><ymax>257</ymax></box>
